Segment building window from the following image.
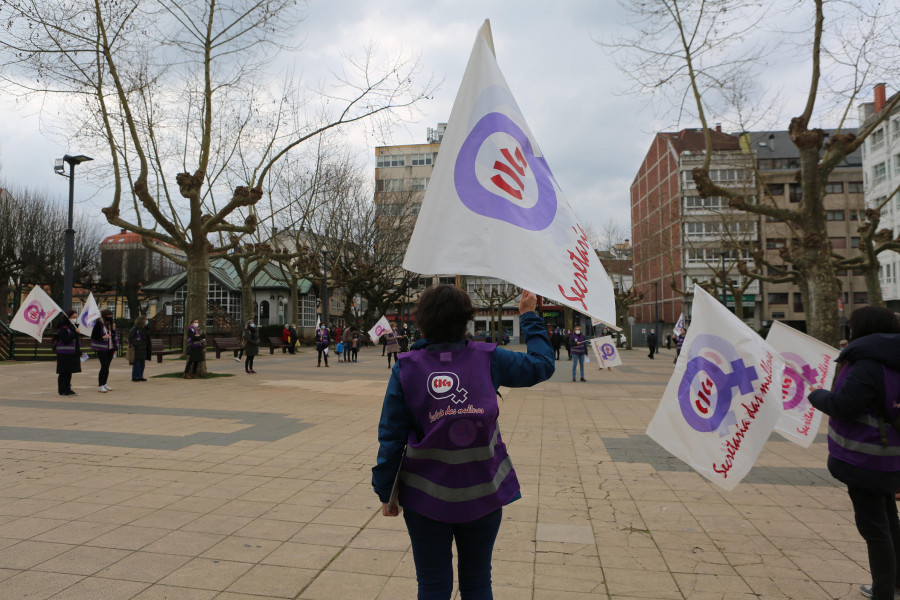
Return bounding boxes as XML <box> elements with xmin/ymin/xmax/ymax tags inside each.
<box><xmin>874</xmin><ymin>162</ymin><xmax>887</xmax><ymax>186</ymax></box>
<box><xmin>684</xmin><ymin>196</ymin><xmax>729</xmax><ymax>210</ymax></box>
<box><xmin>848</xmin><ymin>210</ymin><xmax>862</xmax><ymax>221</ymax></box>
<box><xmin>788</xmin><ymin>183</ymin><xmax>802</xmax><ymax>203</ymax></box>
<box><xmin>410</xmin><ymin>153</ymin><xmax>433</xmax><ymax>166</ymax></box>
<box><xmin>766</xmin><ymin>238</ymin><xmax>786</xmax><ymax>249</ymax></box>
<box><xmin>417</xmin><ymin>277</ymin><xmax>433</xmax><ymax>288</ymax></box>
<box><xmin>376</xmin><ymin>154</ymin><xmax>406</xmax><ymax>168</ymax></box>
<box><xmin>871</xmin><ymin>128</ymin><xmax>885</xmax><ymax>151</ymax></box>
<box><xmin>825</xmin><ymin>182</ymin><xmax>843</xmax><ymax>194</ymax></box>
<box><xmin>410</xmin><ymin>177</ymin><xmax>429</xmax><ymax>191</ymax></box>
<box><xmin>850</xmin><ymin>236</ymin><xmax>860</xmax><ymax>249</ymax></box>
<box><xmin>826</xmin><ymin>210</ymin><xmax>845</xmax><ymax>221</ymax></box>
<box><xmin>848</xmin><ymin>181</ymin><xmax>864</xmax><ymax>194</ymax></box>
<box><xmin>894</xmin><ymin>153</ymin><xmax>900</xmax><ymax>176</ymax></box>
<box><xmin>375</xmin><ymin>179</ymin><xmax>407</xmax><ymax>192</ymax></box>
<box><xmin>768</xmin><ymin>293</ymin><xmax>788</xmax><ymax>305</ymax></box>
<box><xmin>765</xmin><ymin>183</ymin><xmax>785</xmax><ymax>196</ymax></box>
<box><xmin>853</xmin><ymin>291</ymin><xmax>869</xmax><ymax>304</ymax></box>
<box><xmin>830</xmin><ymin>237</ymin><xmax>847</xmax><ymax>249</ymax></box>
<box><xmin>438</xmin><ymin>276</ymin><xmax>456</xmax><ymax>285</ymax></box>
<box><xmin>793</xmin><ymin>292</ymin><xmax>804</xmax><ymax>313</ymax></box>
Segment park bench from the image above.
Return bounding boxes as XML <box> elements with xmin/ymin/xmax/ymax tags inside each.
<box><xmin>212</xmin><ymin>337</ymin><xmax>241</xmax><ymax>359</ymax></box>
<box><xmin>268</xmin><ymin>336</ymin><xmax>291</xmax><ymax>354</ymax></box>
<box><xmin>150</xmin><ymin>339</ymin><xmax>182</xmax><ymax>363</ymax></box>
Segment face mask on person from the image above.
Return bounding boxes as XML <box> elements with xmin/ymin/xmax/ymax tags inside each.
<box><xmin>192</xmin><ymin>321</ymin><xmax>199</xmax><ymax>328</ymax></box>
<box><xmin>249</xmin><ymin>323</ymin><xmax>255</xmax><ymax>328</ymax></box>
<box><xmin>575</xmin><ymin>329</ymin><xmax>581</xmax><ymax>335</ymax></box>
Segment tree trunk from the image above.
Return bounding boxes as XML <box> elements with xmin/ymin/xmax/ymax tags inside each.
<box><xmin>0</xmin><ymin>278</ymin><xmax>10</xmax><ymax>324</ymax></box>
<box><xmin>804</xmin><ymin>259</ymin><xmax>841</xmax><ymax>346</ymax></box>
<box><xmin>289</xmin><ymin>276</ymin><xmax>299</xmax><ymax>326</ymax></box>
<box><xmin>185</xmin><ymin>247</ymin><xmax>209</xmax><ymax>374</ymax></box>
<box><xmin>240</xmin><ymin>277</ymin><xmax>254</xmax><ymax>326</ymax></box>
<box><xmin>863</xmin><ymin>262</ymin><xmax>885</xmax><ymax>307</ymax></box>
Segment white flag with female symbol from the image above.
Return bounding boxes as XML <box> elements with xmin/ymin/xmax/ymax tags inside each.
<box><xmin>10</xmin><ymin>286</ymin><xmax>62</xmax><ymax>342</ymax></box>
<box><xmin>766</xmin><ymin>321</ymin><xmax>838</xmax><ymax>448</ymax></box>
<box><xmin>402</xmin><ymin>20</ymin><xmax>617</xmax><ymax>328</ymax></box>
<box><xmin>646</xmin><ymin>287</ymin><xmax>786</xmax><ymax>491</ymax></box>
<box><xmin>78</xmin><ymin>292</ymin><xmax>101</xmax><ymax>335</ymax></box>
<box><xmin>590</xmin><ymin>336</ymin><xmax>622</xmax><ymax>368</ymax></box>
<box><xmin>367</xmin><ymin>316</ymin><xmax>392</xmax><ymax>344</ymax></box>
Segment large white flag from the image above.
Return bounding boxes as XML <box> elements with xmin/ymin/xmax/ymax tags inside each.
<box><xmin>402</xmin><ymin>21</ymin><xmax>616</xmax><ymax>327</ymax></box>
<box><xmin>646</xmin><ymin>287</ymin><xmax>786</xmax><ymax>491</ymax></box>
<box><xmin>368</xmin><ymin>316</ymin><xmax>392</xmax><ymax>344</ymax></box>
<box><xmin>78</xmin><ymin>292</ymin><xmax>101</xmax><ymax>336</ymax></box>
<box><xmin>590</xmin><ymin>336</ymin><xmax>622</xmax><ymax>368</ymax></box>
<box><xmin>10</xmin><ymin>286</ymin><xmax>62</xmax><ymax>342</ymax></box>
<box><xmin>766</xmin><ymin>321</ymin><xmax>838</xmax><ymax>448</ymax></box>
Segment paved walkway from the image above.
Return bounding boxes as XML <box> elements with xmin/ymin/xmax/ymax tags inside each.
<box><xmin>0</xmin><ymin>343</ymin><xmax>867</xmax><ymax>599</ymax></box>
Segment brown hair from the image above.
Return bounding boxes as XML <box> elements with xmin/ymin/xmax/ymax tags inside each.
<box><xmin>849</xmin><ymin>305</ymin><xmax>900</xmax><ymax>341</ymax></box>
<box><xmin>414</xmin><ymin>284</ymin><xmax>475</xmax><ymax>343</ymax></box>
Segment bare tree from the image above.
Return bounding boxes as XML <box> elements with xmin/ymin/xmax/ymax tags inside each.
<box><xmin>1</xmin><ymin>0</ymin><xmax>436</xmax><ymax>349</ymax></box>
<box><xmin>610</xmin><ymin>0</ymin><xmax>900</xmax><ymax>345</ymax></box>
<box><xmin>471</xmin><ymin>281</ymin><xmax>521</xmax><ymax>343</ymax></box>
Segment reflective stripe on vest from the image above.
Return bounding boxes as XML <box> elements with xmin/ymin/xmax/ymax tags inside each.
<box><xmin>405</xmin><ymin>426</ymin><xmax>500</xmax><ymax>465</ymax></box>
<box><xmin>828</xmin><ymin>423</ymin><xmax>900</xmax><ymax>457</ymax></box>
<box><xmin>400</xmin><ymin>455</ymin><xmax>513</xmax><ymax>503</ymax></box>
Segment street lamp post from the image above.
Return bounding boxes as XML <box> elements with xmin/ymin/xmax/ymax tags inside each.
<box><xmin>54</xmin><ymin>154</ymin><xmax>93</xmax><ymax>310</ymax></box>
<box><xmin>653</xmin><ymin>281</ymin><xmax>659</xmax><ymax>341</ymax></box>
<box><xmin>321</xmin><ymin>247</ymin><xmax>328</xmax><ymax>330</ymax></box>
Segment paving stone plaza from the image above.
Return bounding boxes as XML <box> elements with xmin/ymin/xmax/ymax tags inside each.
<box><xmin>0</xmin><ymin>344</ymin><xmax>870</xmax><ymax>599</ymax></box>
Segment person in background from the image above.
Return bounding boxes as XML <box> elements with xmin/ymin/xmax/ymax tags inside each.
<box><xmin>128</xmin><ymin>315</ymin><xmax>152</xmax><ymax>382</ymax></box>
<box><xmin>550</xmin><ymin>327</ymin><xmax>562</xmax><ymax>360</ymax></box>
<box><xmin>570</xmin><ymin>325</ymin><xmax>587</xmax><ymax>382</ymax></box>
<box><xmin>808</xmin><ymin>306</ymin><xmax>900</xmax><ymax>600</ymax></box>
<box><xmin>674</xmin><ymin>329</ymin><xmax>686</xmax><ymax>364</ymax></box>
<box><xmin>336</xmin><ymin>340</ymin><xmax>345</xmax><ymax>363</ymax></box>
<box><xmin>343</xmin><ymin>328</ymin><xmax>354</xmax><ymax>362</ymax></box>
<box><xmin>665</xmin><ymin>333</ymin><xmax>672</xmax><ymax>350</ymax></box>
<box><xmin>647</xmin><ymin>328</ymin><xmax>658</xmax><ymax>360</ymax></box>
<box><xmin>385</xmin><ymin>324</ymin><xmax>401</xmax><ymax>368</ymax></box>
<box><xmin>351</xmin><ymin>331</ymin><xmax>360</xmax><ymax>362</ymax></box>
<box><xmin>282</xmin><ymin>324</ymin><xmax>291</xmax><ymax>353</ymax></box>
<box><xmin>315</xmin><ymin>324</ymin><xmax>330</xmax><ymax>367</ymax></box>
<box><xmin>565</xmin><ymin>329</ymin><xmax>573</xmax><ymax>360</ymax></box>
<box><xmin>91</xmin><ymin>309</ymin><xmax>118</xmax><ymax>393</ymax></box>
<box><xmin>372</xmin><ymin>285</ymin><xmax>554</xmax><ymax>600</ymax></box>
<box><xmin>184</xmin><ymin>319</ymin><xmax>206</xmax><ymax>379</ymax></box>
<box><xmin>840</xmin><ymin>339</ymin><xmax>849</xmax><ymax>349</ymax></box>
<box><xmin>55</xmin><ymin>310</ymin><xmax>81</xmax><ymax>396</ymax></box>
<box><xmin>289</xmin><ymin>324</ymin><xmax>299</xmax><ymax>355</ymax></box>
<box><xmin>243</xmin><ymin>320</ymin><xmax>259</xmax><ymax>374</ymax></box>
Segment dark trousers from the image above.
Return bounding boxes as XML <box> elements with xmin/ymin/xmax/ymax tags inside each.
<box><xmin>848</xmin><ymin>486</ymin><xmax>900</xmax><ymax>599</ymax></box>
<box><xmin>648</xmin><ymin>345</ymin><xmax>656</xmax><ymax>359</ymax></box>
<box><xmin>245</xmin><ymin>355</ymin><xmax>255</xmax><ymax>372</ymax></box>
<box><xmin>97</xmin><ymin>350</ymin><xmax>114</xmax><ymax>386</ymax></box>
<box><xmin>58</xmin><ymin>373</ymin><xmax>72</xmax><ymax>395</ymax></box>
<box><xmin>553</xmin><ymin>347</ymin><xmax>560</xmax><ymax>360</ymax></box>
<box><xmin>317</xmin><ymin>348</ymin><xmax>328</xmax><ymax>366</ymax></box>
<box><xmin>132</xmin><ymin>360</ymin><xmax>145</xmax><ymax>380</ymax></box>
<box><xmin>387</xmin><ymin>352</ymin><xmax>398</xmax><ymax>368</ymax></box>
<box><xmin>344</xmin><ymin>346</ymin><xmax>352</xmax><ymax>362</ymax></box>
<box><xmin>404</xmin><ymin>507</ymin><xmax>502</xmax><ymax>600</ymax></box>
<box><xmin>185</xmin><ymin>359</ymin><xmax>200</xmax><ymax>375</ymax></box>
<box><xmin>352</xmin><ymin>348</ymin><xmax>358</xmax><ymax>362</ymax></box>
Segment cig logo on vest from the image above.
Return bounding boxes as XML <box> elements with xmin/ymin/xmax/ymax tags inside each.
<box><xmin>678</xmin><ymin>334</ymin><xmax>758</xmax><ymax>435</ymax></box>
<box><xmin>24</xmin><ymin>302</ymin><xmax>48</xmax><ymax>325</ymax></box>
<box><xmin>427</xmin><ymin>372</ymin><xmax>468</xmax><ymax>404</ymax></box>
<box><xmin>454</xmin><ymin>112</ymin><xmax>557</xmax><ymax>231</ymax></box>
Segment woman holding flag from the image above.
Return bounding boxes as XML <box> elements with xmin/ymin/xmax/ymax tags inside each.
<box><xmin>808</xmin><ymin>306</ymin><xmax>900</xmax><ymax>600</ymax></box>
<box><xmin>372</xmin><ymin>285</ymin><xmax>554</xmax><ymax>600</ymax></box>
<box><xmin>55</xmin><ymin>310</ymin><xmax>82</xmax><ymax>396</ymax></box>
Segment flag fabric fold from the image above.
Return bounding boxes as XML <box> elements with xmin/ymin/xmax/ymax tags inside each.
<box><xmin>10</xmin><ymin>286</ymin><xmax>62</xmax><ymax>342</ymax></box>
<box><xmin>766</xmin><ymin>321</ymin><xmax>837</xmax><ymax>448</ymax></box>
<box><xmin>78</xmin><ymin>292</ymin><xmax>101</xmax><ymax>336</ymax></box>
<box><xmin>402</xmin><ymin>20</ymin><xmax>616</xmax><ymax>327</ymax></box>
<box><xmin>646</xmin><ymin>287</ymin><xmax>786</xmax><ymax>491</ymax></box>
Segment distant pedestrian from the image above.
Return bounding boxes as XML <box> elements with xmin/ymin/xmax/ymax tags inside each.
<box><xmin>550</xmin><ymin>327</ymin><xmax>562</xmax><ymax>360</ymax></box>
<box><xmin>674</xmin><ymin>330</ymin><xmax>686</xmax><ymax>364</ymax></box>
<box><xmin>282</xmin><ymin>324</ymin><xmax>291</xmax><ymax>353</ymax></box>
<box><xmin>647</xmin><ymin>329</ymin><xmax>657</xmax><ymax>360</ymax></box>
<box><xmin>184</xmin><ymin>319</ymin><xmax>206</xmax><ymax>379</ymax></box>
<box><xmin>91</xmin><ymin>309</ymin><xmax>118</xmax><ymax>393</ymax></box>
<box><xmin>55</xmin><ymin>310</ymin><xmax>81</xmax><ymax>396</ymax></box>
<box><xmin>289</xmin><ymin>324</ymin><xmax>298</xmax><ymax>354</ymax></box>
<box><xmin>570</xmin><ymin>326</ymin><xmax>587</xmax><ymax>382</ymax></box>
<box><xmin>565</xmin><ymin>329</ymin><xmax>573</xmax><ymax>360</ymax></box>
<box><xmin>243</xmin><ymin>321</ymin><xmax>259</xmax><ymax>374</ymax></box>
<box><xmin>372</xmin><ymin>286</ymin><xmax>554</xmax><ymax>600</ymax></box>
<box><xmin>666</xmin><ymin>333</ymin><xmax>672</xmax><ymax>350</ymax></box>
<box><xmin>808</xmin><ymin>306</ymin><xmax>900</xmax><ymax>600</ymax></box>
<box><xmin>336</xmin><ymin>341</ymin><xmax>345</xmax><ymax>363</ymax></box>
<box><xmin>343</xmin><ymin>329</ymin><xmax>353</xmax><ymax>362</ymax></box>
<box><xmin>128</xmin><ymin>315</ymin><xmax>152</xmax><ymax>382</ymax></box>
<box><xmin>351</xmin><ymin>332</ymin><xmax>360</xmax><ymax>362</ymax></box>
<box><xmin>385</xmin><ymin>324</ymin><xmax>401</xmax><ymax>368</ymax></box>
<box><xmin>315</xmin><ymin>324</ymin><xmax>330</xmax><ymax>367</ymax></box>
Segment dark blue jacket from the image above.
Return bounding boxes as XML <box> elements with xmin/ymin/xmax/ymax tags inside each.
<box><xmin>809</xmin><ymin>333</ymin><xmax>900</xmax><ymax>491</ymax></box>
<box><xmin>372</xmin><ymin>311</ymin><xmax>554</xmax><ymax>502</ymax></box>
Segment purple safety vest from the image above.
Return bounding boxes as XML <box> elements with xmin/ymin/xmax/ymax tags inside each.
<box><xmin>90</xmin><ymin>322</ymin><xmax>115</xmax><ymax>352</ymax></box>
<box><xmin>187</xmin><ymin>326</ymin><xmax>205</xmax><ymax>348</ymax></box>
<box><xmin>55</xmin><ymin>324</ymin><xmax>79</xmax><ymax>355</ymax></box>
<box><xmin>828</xmin><ymin>362</ymin><xmax>900</xmax><ymax>471</ymax></box>
<box><xmin>397</xmin><ymin>342</ymin><xmax>520</xmax><ymax>523</ymax></box>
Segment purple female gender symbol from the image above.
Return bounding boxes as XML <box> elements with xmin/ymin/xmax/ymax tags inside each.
<box><xmin>454</xmin><ymin>112</ymin><xmax>557</xmax><ymax>231</ymax></box>
<box><xmin>677</xmin><ymin>334</ymin><xmax>758</xmax><ymax>433</ymax></box>
<box><xmin>781</xmin><ymin>352</ymin><xmax>817</xmax><ymax>410</ymax></box>
<box><xmin>600</xmin><ymin>343</ymin><xmax>616</xmax><ymax>360</ymax></box>
<box><xmin>23</xmin><ymin>302</ymin><xmax>46</xmax><ymax>325</ymax></box>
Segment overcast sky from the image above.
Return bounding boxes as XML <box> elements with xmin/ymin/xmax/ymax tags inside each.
<box><xmin>0</xmin><ymin>0</ymin><xmax>853</xmax><ymax>241</ymax></box>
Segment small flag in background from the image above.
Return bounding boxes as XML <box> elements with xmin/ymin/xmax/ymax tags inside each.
<box><xmin>368</xmin><ymin>316</ymin><xmax>392</xmax><ymax>344</ymax></box>
<box><xmin>10</xmin><ymin>286</ymin><xmax>62</xmax><ymax>342</ymax></box>
<box><xmin>590</xmin><ymin>336</ymin><xmax>622</xmax><ymax>368</ymax></box>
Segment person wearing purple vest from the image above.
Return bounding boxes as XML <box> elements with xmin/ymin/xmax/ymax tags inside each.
<box><xmin>569</xmin><ymin>326</ymin><xmax>587</xmax><ymax>382</ymax></box>
<box><xmin>91</xmin><ymin>309</ymin><xmax>118</xmax><ymax>393</ymax></box>
<box><xmin>315</xmin><ymin>324</ymin><xmax>330</xmax><ymax>367</ymax></box>
<box><xmin>809</xmin><ymin>306</ymin><xmax>900</xmax><ymax>600</ymax></box>
<box><xmin>55</xmin><ymin>310</ymin><xmax>82</xmax><ymax>396</ymax></box>
<box><xmin>372</xmin><ymin>285</ymin><xmax>554</xmax><ymax>600</ymax></box>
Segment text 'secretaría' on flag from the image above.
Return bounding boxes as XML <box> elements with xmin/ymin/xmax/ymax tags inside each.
<box><xmin>646</xmin><ymin>287</ymin><xmax>786</xmax><ymax>491</ymax></box>
<box><xmin>590</xmin><ymin>336</ymin><xmax>621</xmax><ymax>368</ymax></box>
<box><xmin>401</xmin><ymin>20</ymin><xmax>617</xmax><ymax>329</ymax></box>
<box><xmin>10</xmin><ymin>286</ymin><xmax>62</xmax><ymax>342</ymax></box>
<box><xmin>368</xmin><ymin>316</ymin><xmax>392</xmax><ymax>344</ymax></box>
<box><xmin>766</xmin><ymin>321</ymin><xmax>838</xmax><ymax>448</ymax></box>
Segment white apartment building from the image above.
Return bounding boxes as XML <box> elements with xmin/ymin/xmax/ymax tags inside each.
<box><xmin>859</xmin><ymin>83</ymin><xmax>900</xmax><ymax>312</ymax></box>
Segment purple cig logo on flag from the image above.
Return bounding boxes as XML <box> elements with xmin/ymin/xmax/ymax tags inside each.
<box><xmin>427</xmin><ymin>372</ymin><xmax>468</xmax><ymax>405</ymax></box>
<box><xmin>23</xmin><ymin>302</ymin><xmax>47</xmax><ymax>325</ymax></box>
<box><xmin>454</xmin><ymin>112</ymin><xmax>557</xmax><ymax>231</ymax></box>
